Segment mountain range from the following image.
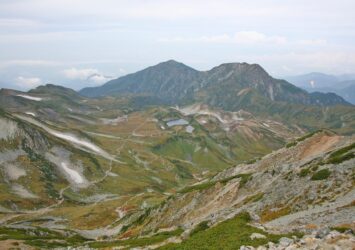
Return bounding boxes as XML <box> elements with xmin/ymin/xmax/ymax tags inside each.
<box><xmin>80</xmin><ymin>60</ymin><xmax>350</xmax><ymax>107</ymax></box>
<box><xmin>285</xmin><ymin>72</ymin><xmax>355</xmax><ymax>104</ymax></box>
<box><xmin>0</xmin><ymin>60</ymin><xmax>354</xmax><ymax>249</ymax></box>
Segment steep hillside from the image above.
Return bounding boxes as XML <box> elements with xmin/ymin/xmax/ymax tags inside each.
<box><xmin>102</xmin><ymin>130</ymin><xmax>354</xmax><ymax>249</ymax></box>
<box><xmin>80</xmin><ymin>60</ymin><xmax>201</xmax><ymax>104</ymax></box>
<box><xmin>0</xmin><ymin>85</ymin><xmax>94</xmax><ymax>122</ymax></box>
<box><xmin>11</xmin><ymin>130</ymin><xmax>350</xmax><ymax>249</ymax></box>
<box><xmin>0</xmin><ymin>88</ymin><xmax>301</xmax><ymax>247</ymax></box>
<box><xmin>196</xmin><ymin>63</ymin><xmax>311</xmax><ymax>104</ymax></box>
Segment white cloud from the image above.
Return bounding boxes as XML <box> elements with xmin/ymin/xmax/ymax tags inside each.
<box><xmin>62</xmin><ymin>67</ymin><xmax>115</xmax><ymax>85</ymax></box>
<box><xmin>63</xmin><ymin>67</ymin><xmax>99</xmax><ymax>80</ymax></box>
<box><xmin>88</xmin><ymin>73</ymin><xmax>114</xmax><ymax>84</ymax></box>
<box><xmin>0</xmin><ymin>18</ymin><xmax>40</xmax><ymax>28</ymax></box>
<box><xmin>158</xmin><ymin>31</ymin><xmax>287</xmax><ymax>45</ymax></box>
<box><xmin>0</xmin><ymin>60</ymin><xmax>59</xmax><ymax>68</ymax></box>
<box><xmin>15</xmin><ymin>76</ymin><xmax>42</xmax><ymax>88</ymax></box>
<box><xmin>0</xmin><ymin>1</ymin><xmax>290</xmax><ymax>21</ymax></box>
<box><xmin>234</xmin><ymin>31</ymin><xmax>287</xmax><ymax>44</ymax></box>
<box><xmin>248</xmin><ymin>51</ymin><xmax>355</xmax><ymax>75</ymax></box>
<box><xmin>298</xmin><ymin>39</ymin><xmax>327</xmax><ymax>46</ymax></box>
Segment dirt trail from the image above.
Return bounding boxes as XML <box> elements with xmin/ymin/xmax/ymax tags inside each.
<box><xmin>300</xmin><ymin>135</ymin><xmax>340</xmax><ymax>160</ymax></box>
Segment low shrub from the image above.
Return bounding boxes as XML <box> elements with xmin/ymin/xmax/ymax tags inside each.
<box><xmin>311</xmin><ymin>169</ymin><xmax>331</xmax><ymax>180</ymax></box>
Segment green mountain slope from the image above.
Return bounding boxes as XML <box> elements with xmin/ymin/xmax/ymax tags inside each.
<box><xmin>80</xmin><ymin>60</ymin><xmax>350</xmax><ymax>107</ymax></box>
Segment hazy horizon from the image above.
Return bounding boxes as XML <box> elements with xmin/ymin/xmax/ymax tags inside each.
<box><xmin>1</xmin><ymin>0</ymin><xmax>355</xmax><ymax>91</ymax></box>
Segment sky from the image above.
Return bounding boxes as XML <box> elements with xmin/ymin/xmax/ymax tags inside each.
<box><xmin>0</xmin><ymin>0</ymin><xmax>355</xmax><ymax>91</ymax></box>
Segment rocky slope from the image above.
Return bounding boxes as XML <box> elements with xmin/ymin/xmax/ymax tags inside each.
<box><xmin>0</xmin><ymin>85</ymin><xmax>305</xmax><ymax>247</ymax></box>
<box><xmin>110</xmin><ymin>130</ymin><xmax>354</xmax><ymax>249</ymax></box>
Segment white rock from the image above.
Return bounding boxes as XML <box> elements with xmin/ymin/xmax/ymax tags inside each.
<box><xmin>279</xmin><ymin>237</ymin><xmax>294</xmax><ymax>247</ymax></box>
<box><xmin>250</xmin><ymin>233</ymin><xmax>267</xmax><ymax>240</ymax></box>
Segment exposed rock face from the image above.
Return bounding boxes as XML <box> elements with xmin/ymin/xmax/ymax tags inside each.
<box><xmin>135</xmin><ymin>131</ymin><xmax>354</xmax><ymax>236</ymax></box>
<box><xmin>0</xmin><ymin>117</ymin><xmax>18</xmax><ymax>140</ymax></box>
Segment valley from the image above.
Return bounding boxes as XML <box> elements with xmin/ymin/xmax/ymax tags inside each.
<box><xmin>0</xmin><ymin>62</ymin><xmax>354</xmax><ymax>249</ymax></box>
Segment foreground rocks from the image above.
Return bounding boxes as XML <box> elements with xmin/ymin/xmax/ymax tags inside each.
<box><xmin>241</xmin><ymin>230</ymin><xmax>355</xmax><ymax>250</ymax></box>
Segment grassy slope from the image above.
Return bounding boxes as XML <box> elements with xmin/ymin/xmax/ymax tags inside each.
<box><xmin>159</xmin><ymin>213</ymin><xmax>301</xmax><ymax>250</ymax></box>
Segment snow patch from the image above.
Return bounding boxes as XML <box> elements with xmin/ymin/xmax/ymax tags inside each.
<box><xmin>4</xmin><ymin>164</ymin><xmax>26</xmax><ymax>180</ymax></box>
<box><xmin>16</xmin><ymin>94</ymin><xmax>42</xmax><ymax>101</ymax></box>
<box><xmin>151</xmin><ymin>176</ymin><xmax>163</xmax><ymax>184</ymax></box>
<box><xmin>177</xmin><ymin>105</ymin><xmax>244</xmax><ymax>124</ymax></box>
<box><xmin>45</xmin><ymin>147</ymin><xmax>88</xmax><ymax>187</ymax></box>
<box><xmin>100</xmin><ymin>115</ymin><xmax>127</xmax><ymax>125</ymax></box>
<box><xmin>186</xmin><ymin>125</ymin><xmax>194</xmax><ymax>133</ymax></box>
<box><xmin>107</xmin><ymin>171</ymin><xmax>118</xmax><ymax>177</ymax></box>
<box><xmin>14</xmin><ymin>114</ymin><xmax>116</xmax><ymax>162</ymax></box>
<box><xmin>25</xmin><ymin>112</ymin><xmax>36</xmax><ymax>117</ymax></box>
<box><xmin>262</xmin><ymin>123</ymin><xmax>270</xmax><ymax>128</ymax></box>
<box><xmin>51</xmin><ymin>131</ymin><xmax>102</xmax><ymax>153</ymax></box>
<box><xmin>166</xmin><ymin>119</ymin><xmax>189</xmax><ymax>127</ymax></box>
<box><xmin>61</xmin><ymin>162</ymin><xmax>84</xmax><ymax>184</ymax></box>
<box><xmin>116</xmin><ymin>207</ymin><xmax>127</xmax><ymax>219</ymax></box>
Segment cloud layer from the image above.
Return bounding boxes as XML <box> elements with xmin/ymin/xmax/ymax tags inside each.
<box><xmin>15</xmin><ymin>76</ymin><xmax>42</xmax><ymax>88</ymax></box>
<box><xmin>0</xmin><ymin>0</ymin><xmax>354</xmax><ymax>90</ymax></box>
<box><xmin>63</xmin><ymin>68</ymin><xmax>114</xmax><ymax>85</ymax></box>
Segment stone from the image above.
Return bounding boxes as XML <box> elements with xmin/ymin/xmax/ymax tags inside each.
<box><xmin>250</xmin><ymin>233</ymin><xmax>267</xmax><ymax>240</ymax></box>
<box><xmin>315</xmin><ymin>227</ymin><xmax>330</xmax><ymax>238</ymax></box>
<box><xmin>279</xmin><ymin>237</ymin><xmax>294</xmax><ymax>247</ymax></box>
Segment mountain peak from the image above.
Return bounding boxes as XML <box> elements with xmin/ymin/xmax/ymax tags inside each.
<box><xmin>209</xmin><ymin>62</ymin><xmax>269</xmax><ymax>79</ymax></box>
<box><xmin>80</xmin><ymin>60</ymin><xmax>349</xmax><ymax>107</ymax></box>
<box><xmin>29</xmin><ymin>83</ymin><xmax>82</xmax><ymax>98</ymax></box>
<box><xmin>150</xmin><ymin>59</ymin><xmax>197</xmax><ymax>72</ymax></box>
<box><xmin>160</xmin><ymin>59</ymin><xmax>181</xmax><ymax>65</ymax></box>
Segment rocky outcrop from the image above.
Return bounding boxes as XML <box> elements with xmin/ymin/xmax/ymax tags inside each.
<box><xmin>133</xmin><ymin>131</ymin><xmax>354</xmax><ymax>237</ymax></box>
<box><xmin>241</xmin><ymin>230</ymin><xmax>355</xmax><ymax>250</ymax></box>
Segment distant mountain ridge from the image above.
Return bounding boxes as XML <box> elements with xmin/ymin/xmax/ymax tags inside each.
<box><xmin>80</xmin><ymin>60</ymin><xmax>350</xmax><ymax>107</ymax></box>
<box><xmin>285</xmin><ymin>72</ymin><xmax>355</xmax><ymax>104</ymax></box>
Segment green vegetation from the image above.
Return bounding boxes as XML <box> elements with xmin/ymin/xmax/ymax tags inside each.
<box><xmin>246</xmin><ymin>157</ymin><xmax>261</xmax><ymax>164</ymax></box>
<box><xmin>299</xmin><ymin>168</ymin><xmax>311</xmax><ymax>177</ymax></box>
<box><xmin>329</xmin><ymin>143</ymin><xmax>355</xmax><ymax>158</ymax></box>
<box><xmin>325</xmin><ymin>143</ymin><xmax>355</xmax><ymax>164</ymax></box>
<box><xmin>21</xmin><ymin>140</ymin><xmax>61</xmax><ymax>199</ymax></box>
<box><xmin>260</xmin><ymin>206</ymin><xmax>291</xmax><ymax>222</ymax></box>
<box><xmin>248</xmin><ymin>192</ymin><xmax>264</xmax><ymax>203</ymax></box>
<box><xmin>88</xmin><ymin>228</ymin><xmax>183</xmax><ymax>248</ymax></box>
<box><xmin>178</xmin><ymin>173</ymin><xmax>252</xmax><ymax>194</ymax></box>
<box><xmin>242</xmin><ymin>192</ymin><xmax>265</xmax><ymax>205</ymax></box>
<box><xmin>190</xmin><ymin>221</ymin><xmax>209</xmax><ymax>236</ymax></box>
<box><xmin>0</xmin><ymin>227</ymin><xmax>87</xmax><ymax>248</ymax></box>
<box><xmin>159</xmin><ymin>212</ymin><xmax>302</xmax><ymax>250</ymax></box>
<box><xmin>311</xmin><ymin>169</ymin><xmax>331</xmax><ymax>180</ymax></box>
<box><xmin>330</xmin><ymin>226</ymin><xmax>354</xmax><ymax>234</ymax></box>
<box><xmin>286</xmin><ymin>141</ymin><xmax>297</xmax><ymax>148</ymax></box>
